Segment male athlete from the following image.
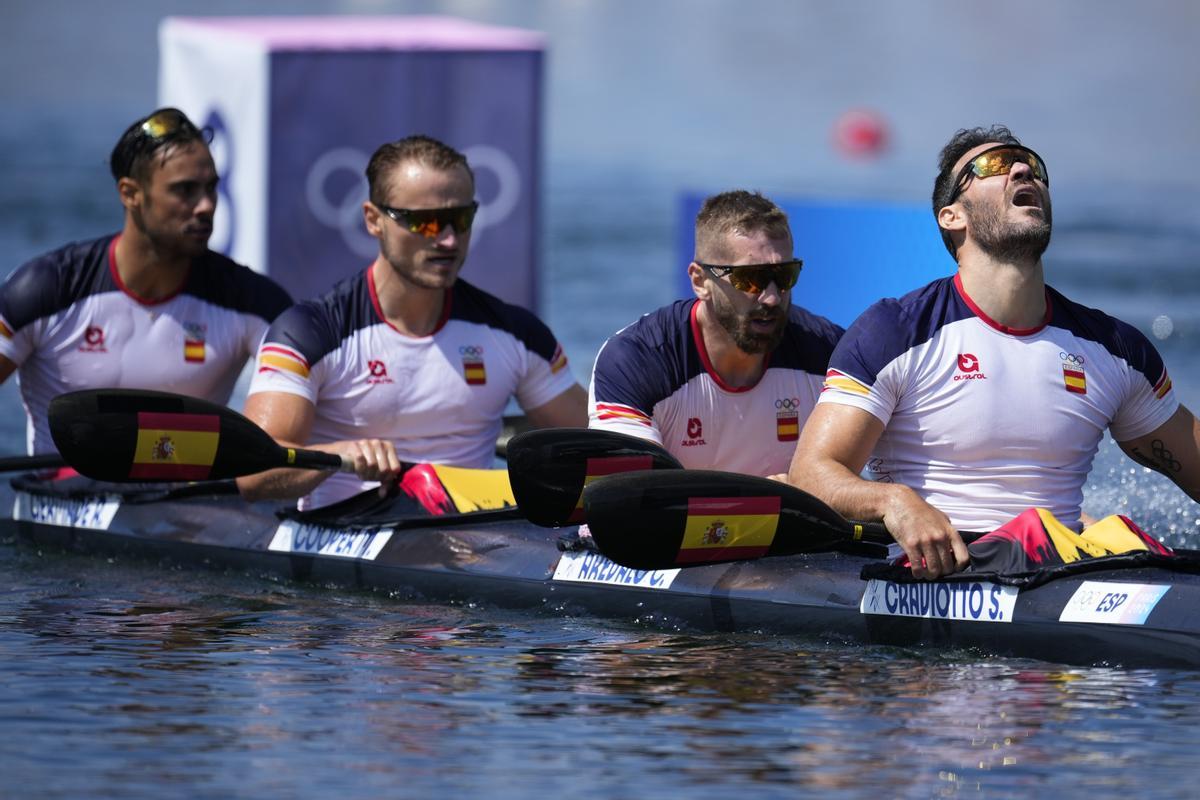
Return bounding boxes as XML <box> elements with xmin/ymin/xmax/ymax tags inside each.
<box><xmin>589</xmin><ymin>190</ymin><xmax>843</xmax><ymax>477</ymax></box>
<box><xmin>788</xmin><ymin>125</ymin><xmax>1200</xmax><ymax>578</ymax></box>
<box><xmin>0</xmin><ymin>108</ymin><xmax>292</xmax><ymax>455</ymax></box>
<box><xmin>239</xmin><ymin>135</ymin><xmax>586</xmax><ymax>508</ymax></box>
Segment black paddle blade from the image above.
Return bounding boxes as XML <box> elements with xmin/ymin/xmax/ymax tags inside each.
<box><xmin>506</xmin><ymin>428</ymin><xmax>683</xmax><ymax>527</ymax></box>
<box><xmin>583</xmin><ymin>469</ymin><xmax>892</xmax><ymax>570</ymax></box>
<box><xmin>48</xmin><ymin>389</ymin><xmax>296</xmax><ymax>482</ymax></box>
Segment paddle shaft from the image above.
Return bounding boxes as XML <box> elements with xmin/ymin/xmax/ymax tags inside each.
<box><xmin>0</xmin><ymin>453</ymin><xmax>67</xmax><ymax>473</ymax></box>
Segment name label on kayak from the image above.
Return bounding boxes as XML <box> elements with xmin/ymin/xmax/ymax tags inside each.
<box><xmin>12</xmin><ymin>491</ymin><xmax>120</xmax><ymax>530</ymax></box>
<box><xmin>269</xmin><ymin>521</ymin><xmax>393</xmax><ymax>561</ymax></box>
<box><xmin>1058</xmin><ymin>581</ymin><xmax>1170</xmax><ymax>625</ymax></box>
<box><xmin>860</xmin><ymin>580</ymin><xmax>1018</xmax><ymax>622</ymax></box>
<box><xmin>553</xmin><ymin>550</ymin><xmax>681</xmax><ymax>589</ymax></box>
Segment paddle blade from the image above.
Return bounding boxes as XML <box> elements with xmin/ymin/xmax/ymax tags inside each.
<box><xmin>583</xmin><ymin>469</ymin><xmax>892</xmax><ymax>569</ymax></box>
<box><xmin>506</xmin><ymin>428</ymin><xmax>683</xmax><ymax>527</ymax></box>
<box><xmin>49</xmin><ymin>389</ymin><xmax>296</xmax><ymax>482</ymax></box>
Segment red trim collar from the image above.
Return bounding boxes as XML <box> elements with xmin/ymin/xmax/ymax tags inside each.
<box><xmin>689</xmin><ymin>300</ymin><xmax>766</xmax><ymax>393</ymax></box>
<box><xmin>107</xmin><ymin>234</ymin><xmax>189</xmax><ymax>306</ymax></box>
<box><xmin>953</xmin><ymin>272</ymin><xmax>1050</xmax><ymax>336</ymax></box>
<box><xmin>367</xmin><ymin>265</ymin><xmax>451</xmax><ymax>337</ymax></box>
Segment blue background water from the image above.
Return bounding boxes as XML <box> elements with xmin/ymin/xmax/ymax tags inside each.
<box><xmin>3</xmin><ymin>2</ymin><xmax>1200</xmax><ymax>797</ymax></box>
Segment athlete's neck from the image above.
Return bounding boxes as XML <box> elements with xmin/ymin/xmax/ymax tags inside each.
<box><xmin>113</xmin><ymin>227</ymin><xmax>191</xmax><ymax>301</ymax></box>
<box><xmin>695</xmin><ymin>302</ymin><xmax>768</xmax><ymax>388</ymax></box>
<box><xmin>956</xmin><ymin>252</ymin><xmax>1047</xmax><ymax>331</ymax></box>
<box><xmin>371</xmin><ymin>258</ymin><xmax>446</xmax><ymax>337</ymax></box>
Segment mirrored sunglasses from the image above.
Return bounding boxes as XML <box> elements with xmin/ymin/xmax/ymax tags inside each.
<box><xmin>698</xmin><ymin>260</ymin><xmax>803</xmax><ymax>294</ymax></box>
<box><xmin>378</xmin><ymin>202</ymin><xmax>480</xmax><ymax>238</ymax></box>
<box><xmin>949</xmin><ymin>144</ymin><xmax>1049</xmax><ymax>203</ymax></box>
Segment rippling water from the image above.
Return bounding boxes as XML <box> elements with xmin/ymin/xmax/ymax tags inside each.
<box><xmin>6</xmin><ymin>545</ymin><xmax>1200</xmax><ymax>799</ymax></box>
<box><xmin>5</xmin><ymin>1</ymin><xmax>1200</xmax><ymax>797</ymax></box>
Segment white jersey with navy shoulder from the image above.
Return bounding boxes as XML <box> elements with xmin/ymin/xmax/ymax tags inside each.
<box><xmin>589</xmin><ymin>299</ymin><xmax>844</xmax><ymax>476</ymax></box>
<box><xmin>820</xmin><ymin>274</ymin><xmax>1179</xmax><ymax>531</ymax></box>
<box><xmin>248</xmin><ymin>268</ymin><xmax>578</xmax><ymax>509</ymax></box>
<box><xmin>0</xmin><ymin>234</ymin><xmax>292</xmax><ymax>454</ymax></box>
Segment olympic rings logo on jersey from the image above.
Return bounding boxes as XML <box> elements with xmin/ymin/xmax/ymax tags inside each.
<box><xmin>775</xmin><ymin>397</ymin><xmax>802</xmax><ymax>411</ymax></box>
<box><xmin>459</xmin><ymin>345</ymin><xmax>484</xmax><ymax>358</ymax></box>
<box><xmin>1060</xmin><ymin>352</ymin><xmax>1085</xmax><ymax>365</ymax></box>
<box><xmin>305</xmin><ymin>144</ymin><xmax>522</xmax><ymax>258</ymax></box>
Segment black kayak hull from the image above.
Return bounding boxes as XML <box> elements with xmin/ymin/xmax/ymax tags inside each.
<box><xmin>4</xmin><ymin>476</ymin><xmax>1200</xmax><ymax>669</ymax></box>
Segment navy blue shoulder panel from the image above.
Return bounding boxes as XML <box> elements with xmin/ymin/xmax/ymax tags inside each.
<box><xmin>832</xmin><ymin>277</ymin><xmax>968</xmax><ymax>382</ymax></box>
<box><xmin>769</xmin><ymin>305</ymin><xmax>845</xmax><ymax>374</ymax></box>
<box><xmin>449</xmin><ymin>280</ymin><xmax>559</xmax><ymax>362</ymax></box>
<box><xmin>0</xmin><ymin>235</ymin><xmax>116</xmax><ymax>330</ymax></box>
<box><xmin>182</xmin><ymin>252</ymin><xmax>292</xmax><ymax>322</ymax></box>
<box><xmin>593</xmin><ymin>300</ymin><xmax>702</xmax><ymax>406</ymax></box>
<box><xmin>1046</xmin><ymin>285</ymin><xmax>1165</xmax><ymax>386</ymax></box>
<box><xmin>263</xmin><ymin>269</ymin><xmax>372</xmax><ymax>366</ymax></box>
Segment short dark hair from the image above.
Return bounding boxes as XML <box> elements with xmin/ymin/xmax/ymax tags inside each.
<box><xmin>365</xmin><ymin>135</ymin><xmax>474</xmax><ymax>206</ymax></box>
<box><xmin>931</xmin><ymin>125</ymin><xmax>1023</xmax><ymax>256</ymax></box>
<box><xmin>694</xmin><ymin>190</ymin><xmax>792</xmax><ymax>262</ymax></box>
<box><xmin>109</xmin><ymin>107</ymin><xmax>210</xmax><ymax>183</ymax></box>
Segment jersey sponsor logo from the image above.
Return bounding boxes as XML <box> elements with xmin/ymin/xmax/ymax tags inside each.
<box><xmin>860</xmin><ymin>579</ymin><xmax>1018</xmax><ymax>622</ymax></box>
<box><xmin>269</xmin><ymin>520</ymin><xmax>394</xmax><ymax>560</ymax></box>
<box><xmin>1058</xmin><ymin>581</ymin><xmax>1170</xmax><ymax>625</ymax></box>
<box><xmin>183</xmin><ymin>321</ymin><xmax>207</xmax><ymax>364</ymax></box>
<box><xmin>460</xmin><ymin>345</ymin><xmax>487</xmax><ymax>385</ymax></box>
<box><xmin>775</xmin><ymin>397</ymin><xmax>800</xmax><ymax>441</ymax></box>
<box><xmin>1060</xmin><ymin>351</ymin><xmax>1086</xmax><ymax>395</ymax></box>
<box><xmin>366</xmin><ymin>359</ymin><xmax>394</xmax><ymax>384</ymax></box>
<box><xmin>13</xmin><ymin>491</ymin><xmax>121</xmax><ymax>531</ymax></box>
<box><xmin>953</xmin><ymin>352</ymin><xmax>987</xmax><ymax>381</ymax></box>
<box><xmin>258</xmin><ymin>345</ymin><xmax>310</xmax><ymax>379</ymax></box>
<box><xmin>553</xmin><ymin>549</ymin><xmax>681</xmax><ymax>588</ymax></box>
<box><xmin>79</xmin><ymin>325</ymin><xmax>107</xmax><ymax>353</ymax></box>
<box><xmin>681</xmin><ymin>416</ymin><xmax>706</xmax><ymax>447</ymax></box>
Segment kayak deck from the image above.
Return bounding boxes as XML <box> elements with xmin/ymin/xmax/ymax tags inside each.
<box><xmin>4</xmin><ymin>475</ymin><xmax>1200</xmax><ymax>669</ymax></box>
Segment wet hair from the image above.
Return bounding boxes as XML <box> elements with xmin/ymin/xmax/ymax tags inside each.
<box><xmin>931</xmin><ymin>124</ymin><xmax>1023</xmax><ymax>255</ymax></box>
<box><xmin>365</xmin><ymin>135</ymin><xmax>475</xmax><ymax>206</ymax></box>
<box><xmin>694</xmin><ymin>190</ymin><xmax>791</xmax><ymax>262</ymax></box>
<box><xmin>109</xmin><ymin>107</ymin><xmax>210</xmax><ymax>183</ymax></box>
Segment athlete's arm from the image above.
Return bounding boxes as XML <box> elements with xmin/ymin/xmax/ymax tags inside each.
<box><xmin>524</xmin><ymin>383</ymin><xmax>588</xmax><ymax>429</ymax></box>
<box><xmin>235</xmin><ymin>390</ymin><xmax>403</xmax><ymax>501</ymax></box>
<box><xmin>0</xmin><ymin>354</ymin><xmax>15</xmax><ymax>385</ymax></box>
<box><xmin>787</xmin><ymin>402</ymin><xmax>969</xmax><ymax>579</ymax></box>
<box><xmin>1117</xmin><ymin>404</ymin><xmax>1200</xmax><ymax>502</ymax></box>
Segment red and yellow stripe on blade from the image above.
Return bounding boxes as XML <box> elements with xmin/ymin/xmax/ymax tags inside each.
<box><xmin>569</xmin><ymin>455</ymin><xmax>654</xmax><ymax>522</ymax></box>
<box><xmin>129</xmin><ymin>412</ymin><xmax>221</xmax><ymax>480</ymax></box>
<box><xmin>677</xmin><ymin>496</ymin><xmax>781</xmax><ymax>563</ymax></box>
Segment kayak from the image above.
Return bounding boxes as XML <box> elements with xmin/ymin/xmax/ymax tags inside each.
<box><xmin>5</xmin><ymin>472</ymin><xmax>1200</xmax><ymax>669</ymax></box>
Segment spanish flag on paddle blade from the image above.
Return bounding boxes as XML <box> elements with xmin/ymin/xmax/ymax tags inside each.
<box><xmin>569</xmin><ymin>455</ymin><xmax>654</xmax><ymax>522</ymax></box>
<box><xmin>129</xmin><ymin>412</ymin><xmax>221</xmax><ymax>480</ymax></box>
<box><xmin>678</xmin><ymin>496</ymin><xmax>781</xmax><ymax>563</ymax></box>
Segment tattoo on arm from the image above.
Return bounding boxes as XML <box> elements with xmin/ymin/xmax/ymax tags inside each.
<box><xmin>1129</xmin><ymin>439</ymin><xmax>1183</xmax><ymax>474</ymax></box>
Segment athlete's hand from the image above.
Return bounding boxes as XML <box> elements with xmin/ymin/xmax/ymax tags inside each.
<box><xmin>882</xmin><ymin>486</ymin><xmax>970</xmax><ymax>579</ymax></box>
<box><xmin>327</xmin><ymin>438</ymin><xmax>404</xmax><ymax>483</ymax></box>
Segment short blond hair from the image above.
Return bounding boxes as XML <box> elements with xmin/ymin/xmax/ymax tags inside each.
<box><xmin>694</xmin><ymin>190</ymin><xmax>791</xmax><ymax>261</ymax></box>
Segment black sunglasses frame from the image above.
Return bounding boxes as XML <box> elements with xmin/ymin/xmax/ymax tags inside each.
<box><xmin>947</xmin><ymin>144</ymin><xmax>1049</xmax><ymax>205</ymax></box>
<box><xmin>376</xmin><ymin>202</ymin><xmax>480</xmax><ymax>238</ymax></box>
<box><xmin>697</xmin><ymin>260</ymin><xmax>803</xmax><ymax>293</ymax></box>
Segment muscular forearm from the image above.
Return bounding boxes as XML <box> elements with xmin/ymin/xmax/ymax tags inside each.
<box><xmin>236</xmin><ymin>466</ymin><xmax>334</xmax><ymax>501</ymax></box>
<box><xmin>788</xmin><ymin>456</ymin><xmax>914</xmax><ymax>523</ymax></box>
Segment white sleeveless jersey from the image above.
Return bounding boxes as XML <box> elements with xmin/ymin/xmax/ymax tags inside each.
<box><xmin>249</xmin><ymin>268</ymin><xmax>578</xmax><ymax>509</ymax></box>
<box><xmin>0</xmin><ymin>234</ymin><xmax>291</xmax><ymax>454</ymax></box>
<box><xmin>820</xmin><ymin>274</ymin><xmax>1178</xmax><ymax>531</ymax></box>
<box><xmin>589</xmin><ymin>299</ymin><xmax>843</xmax><ymax>476</ymax></box>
